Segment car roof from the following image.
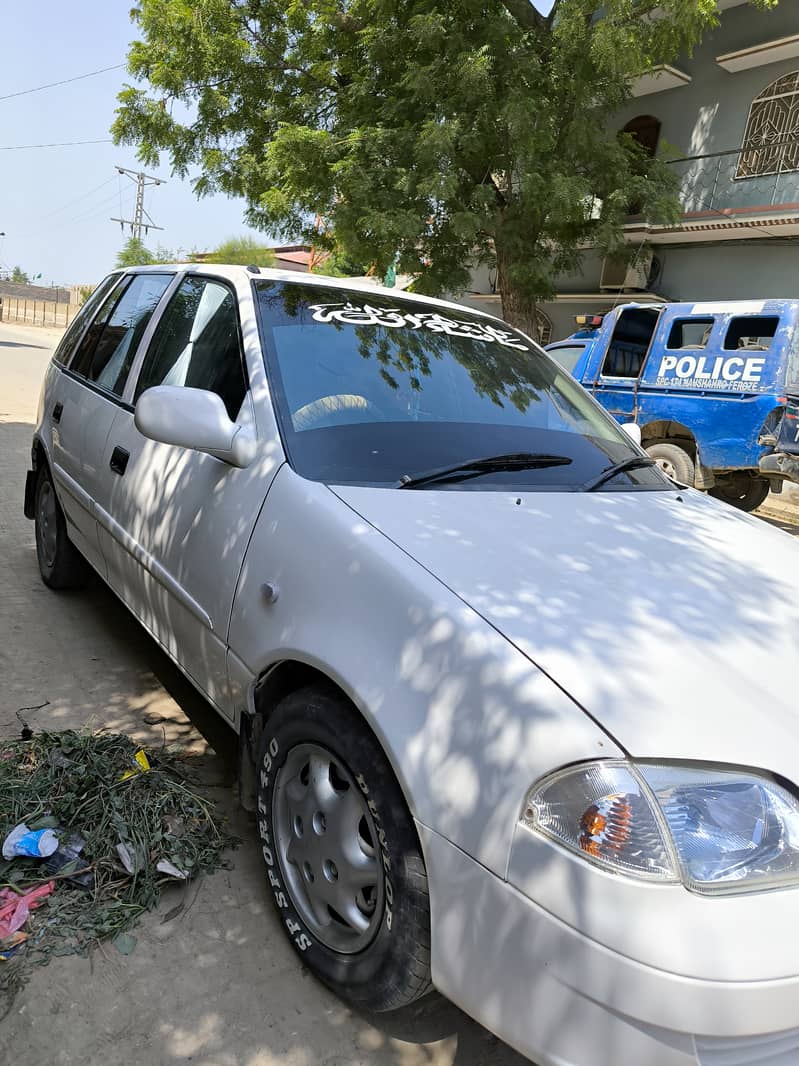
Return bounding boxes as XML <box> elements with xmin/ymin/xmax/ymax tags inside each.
<box><xmin>591</xmin><ymin>299</ymin><xmax>798</xmax><ymax>317</ymax></box>
<box><xmin>119</xmin><ymin>264</ymin><xmax>508</xmax><ymax>324</ymax></box>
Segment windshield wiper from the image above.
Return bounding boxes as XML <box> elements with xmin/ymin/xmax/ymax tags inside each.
<box><xmin>396</xmin><ymin>452</ymin><xmax>572</xmax><ymax>490</ymax></box>
<box><xmin>582</xmin><ymin>455</ymin><xmax>656</xmax><ymax>493</ymax></box>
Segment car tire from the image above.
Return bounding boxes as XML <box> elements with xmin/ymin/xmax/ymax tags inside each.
<box><xmin>256</xmin><ymin>686</ymin><xmax>432</xmax><ymax>1012</ymax></box>
<box><xmin>34</xmin><ymin>465</ymin><xmax>89</xmax><ymax>589</ymax></box>
<box><xmin>709</xmin><ymin>476</ymin><xmax>770</xmax><ymax>513</ymax></box>
<box><xmin>645</xmin><ymin>442</ymin><xmax>695</xmax><ymax>485</ymax></box>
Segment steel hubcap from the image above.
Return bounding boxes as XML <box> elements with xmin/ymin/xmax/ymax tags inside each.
<box><xmin>273</xmin><ymin>743</ymin><xmax>384</xmax><ymax>953</ymax></box>
<box><xmin>36</xmin><ymin>482</ymin><xmax>58</xmax><ymax>569</ymax></box>
<box><xmin>654</xmin><ymin>458</ymin><xmax>677</xmax><ymax>479</ymax></box>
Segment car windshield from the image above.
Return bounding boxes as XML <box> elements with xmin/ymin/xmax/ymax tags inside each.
<box><xmin>547</xmin><ymin>344</ymin><xmax>587</xmax><ymax>375</ymax></box>
<box><xmin>254</xmin><ymin>281</ymin><xmax>668</xmax><ymax>492</ymax></box>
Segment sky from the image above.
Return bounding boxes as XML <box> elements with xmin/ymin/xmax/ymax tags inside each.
<box><xmin>1</xmin><ymin>2</ymin><xmax>268</xmax><ymax>286</ymax></box>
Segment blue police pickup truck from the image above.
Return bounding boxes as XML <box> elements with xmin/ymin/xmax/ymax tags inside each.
<box><xmin>546</xmin><ymin>299</ymin><xmax>799</xmax><ymax>511</ymax></box>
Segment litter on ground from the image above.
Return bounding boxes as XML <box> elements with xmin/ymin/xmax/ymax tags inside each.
<box><xmin>0</xmin><ymin>728</ymin><xmax>237</xmax><ymax>1018</ymax></box>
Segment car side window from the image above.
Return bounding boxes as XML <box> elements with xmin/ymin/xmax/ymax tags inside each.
<box><xmin>52</xmin><ymin>274</ymin><xmax>122</xmax><ymax>367</ymax></box>
<box><xmin>69</xmin><ymin>273</ymin><xmax>173</xmax><ymax>397</ymax></box>
<box><xmin>666</xmin><ymin>318</ymin><xmax>715</xmax><ymax>350</ymax></box>
<box><xmin>134</xmin><ymin>276</ymin><xmax>248</xmax><ymax>420</ymax></box>
<box><xmin>723</xmin><ymin>316</ymin><xmax>779</xmax><ymax>352</ymax></box>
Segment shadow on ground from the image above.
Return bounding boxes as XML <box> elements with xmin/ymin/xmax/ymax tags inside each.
<box><xmin>0</xmin><ymin>340</ymin><xmax>49</xmax><ymax>350</ymax></box>
<box><xmin>0</xmin><ymin>414</ymin><xmax>529</xmax><ymax>1065</ymax></box>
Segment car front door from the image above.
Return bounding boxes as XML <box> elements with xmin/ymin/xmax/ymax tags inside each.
<box><xmin>591</xmin><ymin>306</ymin><xmax>662</xmax><ymax>424</ymax></box>
<box><xmin>94</xmin><ymin>274</ymin><xmax>280</xmax><ymax>716</ymax></box>
<box><xmin>50</xmin><ymin>272</ymin><xmax>173</xmax><ymax>575</ymax></box>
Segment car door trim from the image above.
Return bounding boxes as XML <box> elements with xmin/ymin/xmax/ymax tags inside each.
<box><xmin>52</xmin><ymin>460</ymin><xmax>94</xmax><ymax>513</ymax></box>
<box><xmin>61</xmin><ymin>367</ymin><xmax>135</xmax><ymax>412</ymax></box>
<box><xmin>93</xmin><ymin>499</ymin><xmax>214</xmax><ymax>632</ymax></box>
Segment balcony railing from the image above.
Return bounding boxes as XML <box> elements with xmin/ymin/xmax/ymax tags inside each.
<box><xmin>664</xmin><ymin>138</ymin><xmax>799</xmax><ymax>218</ymax></box>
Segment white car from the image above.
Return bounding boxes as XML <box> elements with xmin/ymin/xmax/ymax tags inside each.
<box><xmin>25</xmin><ymin>265</ymin><xmax>799</xmax><ymax>1066</ymax></box>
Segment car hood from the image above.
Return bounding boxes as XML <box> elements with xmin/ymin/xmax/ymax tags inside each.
<box><xmin>332</xmin><ymin>483</ymin><xmax>799</xmax><ymax>777</ymax></box>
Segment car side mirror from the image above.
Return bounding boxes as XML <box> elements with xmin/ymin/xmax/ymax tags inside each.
<box><xmin>134</xmin><ymin>385</ymin><xmax>257</xmax><ymax>469</ymax></box>
<box><xmin>621</xmin><ymin>422</ymin><xmax>642</xmax><ymax>446</ymax></box>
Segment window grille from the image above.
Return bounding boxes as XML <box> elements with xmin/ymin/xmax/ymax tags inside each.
<box><xmin>737</xmin><ymin>71</ymin><xmax>799</xmax><ymax>179</ymax></box>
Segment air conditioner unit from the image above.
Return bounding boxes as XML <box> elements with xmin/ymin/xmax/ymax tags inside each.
<box><xmin>599</xmin><ymin>252</ymin><xmax>653</xmax><ymax>292</ymax></box>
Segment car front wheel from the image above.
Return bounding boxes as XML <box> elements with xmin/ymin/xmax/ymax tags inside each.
<box><xmin>645</xmin><ymin>442</ymin><xmax>695</xmax><ymax>485</ymax></box>
<box><xmin>256</xmin><ymin>686</ymin><xmax>432</xmax><ymax>1012</ymax></box>
<box><xmin>34</xmin><ymin>466</ymin><xmax>88</xmax><ymax>589</ymax></box>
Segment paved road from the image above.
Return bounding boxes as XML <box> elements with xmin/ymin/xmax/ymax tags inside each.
<box><xmin>0</xmin><ymin>322</ymin><xmax>526</xmax><ymax>1066</ymax></box>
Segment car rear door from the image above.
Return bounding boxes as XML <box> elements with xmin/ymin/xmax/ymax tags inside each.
<box><xmin>49</xmin><ymin>272</ymin><xmax>173</xmax><ymax>574</ymax></box>
<box><xmin>93</xmin><ymin>274</ymin><xmax>280</xmax><ymax>717</ymax></box>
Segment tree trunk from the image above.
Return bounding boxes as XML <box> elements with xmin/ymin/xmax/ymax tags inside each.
<box><xmin>495</xmin><ymin>244</ymin><xmax>540</xmax><ymax>341</ymax></box>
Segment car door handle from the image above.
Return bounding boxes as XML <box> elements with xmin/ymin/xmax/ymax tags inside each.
<box><xmin>52</xmin><ymin>402</ymin><xmax>63</xmax><ymax>423</ymax></box>
<box><xmin>110</xmin><ymin>446</ymin><xmax>129</xmax><ymax>476</ymax></box>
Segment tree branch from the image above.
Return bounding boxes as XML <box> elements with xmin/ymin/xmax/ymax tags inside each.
<box><xmin>499</xmin><ymin>0</ymin><xmax>550</xmax><ymax>31</ymax></box>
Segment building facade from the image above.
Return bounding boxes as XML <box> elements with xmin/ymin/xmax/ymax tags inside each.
<box><xmin>463</xmin><ymin>0</ymin><xmax>799</xmax><ymax>341</ymax></box>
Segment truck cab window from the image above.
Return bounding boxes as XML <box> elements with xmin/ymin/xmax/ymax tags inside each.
<box><xmin>724</xmin><ymin>316</ymin><xmax>779</xmax><ymax>352</ymax></box>
<box><xmin>667</xmin><ymin>319</ymin><xmax>715</xmax><ymax>350</ymax></box>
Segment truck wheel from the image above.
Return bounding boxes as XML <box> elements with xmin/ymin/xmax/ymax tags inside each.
<box><xmin>34</xmin><ymin>466</ymin><xmax>89</xmax><ymax>589</ymax></box>
<box><xmin>645</xmin><ymin>443</ymin><xmax>694</xmax><ymax>485</ymax></box>
<box><xmin>709</xmin><ymin>476</ymin><xmax>770</xmax><ymax>513</ymax></box>
<box><xmin>256</xmin><ymin>686</ymin><xmax>432</xmax><ymax>1012</ymax></box>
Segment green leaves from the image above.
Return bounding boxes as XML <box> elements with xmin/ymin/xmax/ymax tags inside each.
<box><xmin>203</xmin><ymin>235</ymin><xmax>275</xmax><ymax>265</ymax></box>
<box><xmin>114</xmin><ymin>0</ymin><xmax>779</xmax><ymax>326</ymax></box>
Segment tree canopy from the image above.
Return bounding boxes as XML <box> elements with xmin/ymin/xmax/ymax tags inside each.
<box><xmin>203</xmin><ymin>235</ymin><xmax>276</xmax><ymax>266</ymax></box>
<box><xmin>114</xmin><ymin>0</ymin><xmax>778</xmax><ymax>330</ymax></box>
<box><xmin>114</xmin><ymin>236</ymin><xmax>178</xmax><ymax>268</ymax></box>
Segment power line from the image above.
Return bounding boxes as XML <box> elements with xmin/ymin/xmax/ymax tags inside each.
<box><xmin>0</xmin><ymin>139</ymin><xmax>113</xmax><ymax>150</ymax></box>
<box><xmin>38</xmin><ymin>176</ymin><xmax>119</xmax><ymax>222</ymax></box>
<box><xmin>0</xmin><ymin>64</ymin><xmax>125</xmax><ymax>102</ymax></box>
<box><xmin>17</xmin><ymin>186</ymin><xmax>136</xmax><ymax>241</ymax></box>
<box><xmin>73</xmin><ymin>188</ymin><xmax>137</xmax><ymax>228</ymax></box>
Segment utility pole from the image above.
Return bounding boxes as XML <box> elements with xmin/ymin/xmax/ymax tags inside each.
<box><xmin>111</xmin><ymin>166</ymin><xmax>165</xmax><ymax>239</ymax></box>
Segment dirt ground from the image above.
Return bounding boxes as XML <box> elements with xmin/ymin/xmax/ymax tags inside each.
<box><xmin>4</xmin><ymin>320</ymin><xmax>799</xmax><ymax>1066</ymax></box>
<box><xmin>0</xmin><ymin>322</ymin><xmax>527</xmax><ymax>1066</ymax></box>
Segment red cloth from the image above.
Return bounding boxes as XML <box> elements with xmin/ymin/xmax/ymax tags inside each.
<box><xmin>0</xmin><ymin>882</ymin><xmax>55</xmax><ymax>939</ymax></box>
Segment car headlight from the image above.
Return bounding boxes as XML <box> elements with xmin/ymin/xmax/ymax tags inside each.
<box><xmin>521</xmin><ymin>760</ymin><xmax>799</xmax><ymax>894</ymax></box>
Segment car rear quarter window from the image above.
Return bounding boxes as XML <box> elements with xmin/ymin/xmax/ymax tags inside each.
<box><xmin>52</xmin><ymin>273</ymin><xmax>122</xmax><ymax>367</ymax></box>
<box><xmin>134</xmin><ymin>276</ymin><xmax>248</xmax><ymax>420</ymax></box>
<box><xmin>723</xmin><ymin>316</ymin><xmax>779</xmax><ymax>351</ymax></box>
<box><xmin>69</xmin><ymin>273</ymin><xmax>173</xmax><ymax>396</ymax></box>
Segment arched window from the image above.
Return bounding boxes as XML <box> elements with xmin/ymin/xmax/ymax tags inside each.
<box><xmin>620</xmin><ymin>116</ymin><xmax>661</xmax><ymax>215</ymax></box>
<box><xmin>737</xmin><ymin>71</ymin><xmax>799</xmax><ymax>179</ymax></box>
<box><xmin>621</xmin><ymin>115</ymin><xmax>662</xmax><ymax>158</ymax></box>
<box><xmin>535</xmin><ymin>307</ymin><xmax>553</xmax><ymax>346</ymax></box>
